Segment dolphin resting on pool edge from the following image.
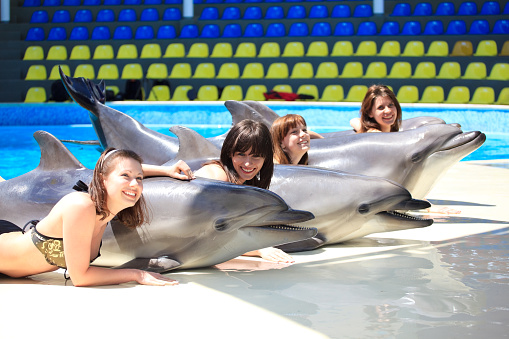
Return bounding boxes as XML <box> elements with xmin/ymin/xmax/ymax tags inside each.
<box><xmin>0</xmin><ymin>130</ymin><xmax>317</xmax><ymax>271</ymax></box>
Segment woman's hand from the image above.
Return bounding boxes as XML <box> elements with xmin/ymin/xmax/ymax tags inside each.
<box><xmin>244</xmin><ymin>247</ymin><xmax>295</xmax><ymax>264</ymax></box>
<box><xmin>137</xmin><ymin>270</ymin><xmax>179</xmax><ymax>286</ymax></box>
<box><xmin>167</xmin><ymin>160</ymin><xmax>195</xmax><ymax>181</ymax></box>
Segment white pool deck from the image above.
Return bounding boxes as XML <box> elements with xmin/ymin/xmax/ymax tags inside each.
<box><xmin>1</xmin><ymin>160</ymin><xmax>508</xmax><ymax>339</ymax></box>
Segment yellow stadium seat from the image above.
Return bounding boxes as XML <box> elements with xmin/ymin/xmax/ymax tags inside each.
<box><xmin>320</xmin><ymin>85</ymin><xmax>344</xmax><ymax>102</ymax></box>
<box><xmin>290</xmin><ymin>62</ymin><xmax>313</xmax><ymax>79</ymax></box>
<box><xmin>25</xmin><ymin>65</ymin><xmax>47</xmax><ymax>80</ymax></box>
<box><xmin>445</xmin><ymin>86</ymin><xmax>470</xmax><ymax>104</ymax></box>
<box><xmin>46</xmin><ymin>45</ymin><xmax>67</xmax><ymax>60</ymax></box>
<box><xmin>121</xmin><ymin>63</ymin><xmax>143</xmax><ymax>79</ymax></box>
<box><xmin>355</xmin><ymin>41</ymin><xmax>377</xmax><ymax>56</ymax></box>
<box><xmin>462</xmin><ymin>62</ymin><xmax>487</xmax><ymax>80</ymax></box>
<box><xmin>363</xmin><ymin>62</ymin><xmax>387</xmax><ymax>78</ymax></box>
<box><xmin>219</xmin><ymin>85</ymin><xmax>243</xmax><ymax>101</ymax></box>
<box><xmin>450</xmin><ymin>40</ymin><xmax>473</xmax><ymax>56</ymax></box>
<box><xmin>344</xmin><ymin>85</ymin><xmax>368</xmax><ymax>102</ymax></box>
<box><xmin>197</xmin><ymin>85</ymin><xmax>218</xmax><ymax>101</ymax></box>
<box><xmin>296</xmin><ymin>84</ymin><xmax>318</xmax><ymax>100</ymax></box>
<box><xmin>49</xmin><ymin>64</ymin><xmax>70</xmax><ymax>80</ymax></box>
<box><xmin>241</xmin><ymin>63</ymin><xmax>264</xmax><ymax>79</ymax></box>
<box><xmin>234</xmin><ymin>42</ymin><xmax>256</xmax><ymax>57</ymax></box>
<box><xmin>24</xmin><ymin>87</ymin><xmax>47</xmax><ymax>103</ymax></box>
<box><xmin>140</xmin><ymin>43</ymin><xmax>162</xmax><ymax>59</ymax></box>
<box><xmin>387</xmin><ymin>62</ymin><xmax>412</xmax><ymax>79</ymax></box>
<box><xmin>470</xmin><ymin>87</ymin><xmax>495</xmax><ymax>104</ymax></box>
<box><xmin>244</xmin><ymin>84</ymin><xmax>267</xmax><ymax>101</ymax></box>
<box><xmin>474</xmin><ymin>40</ymin><xmax>497</xmax><ymax>57</ymax></box>
<box><xmin>92</xmin><ymin>45</ymin><xmax>114</xmax><ymax>60</ymax></box>
<box><xmin>69</xmin><ymin>45</ymin><xmax>91</xmax><ymax>60</ymax></box>
<box><xmin>23</xmin><ymin>46</ymin><xmax>44</xmax><ymax>60</ymax></box>
<box><xmin>211</xmin><ymin>42</ymin><xmax>233</xmax><ymax>58</ymax></box>
<box><xmin>315</xmin><ymin>62</ymin><xmax>339</xmax><ymax>79</ymax></box>
<box><xmin>97</xmin><ymin>64</ymin><xmax>119</xmax><ymax>80</ymax></box>
<box><xmin>147</xmin><ymin>85</ymin><xmax>170</xmax><ymax>101</ymax></box>
<box><xmin>163</xmin><ymin>43</ymin><xmax>185</xmax><ymax>58</ymax></box>
<box><xmin>169</xmin><ymin>63</ymin><xmax>192</xmax><ymax>78</ymax></box>
<box><xmin>266</xmin><ymin>63</ymin><xmax>289</xmax><ymax>79</ymax></box>
<box><xmin>171</xmin><ymin>85</ymin><xmax>193</xmax><ymax>101</ymax></box>
<box><xmin>436</xmin><ymin>62</ymin><xmax>461</xmax><ymax>79</ymax></box>
<box><xmin>258</xmin><ymin>42</ymin><xmax>281</xmax><ymax>58</ymax></box>
<box><xmin>402</xmin><ymin>41</ymin><xmax>424</xmax><ymax>57</ymax></box>
<box><xmin>117</xmin><ymin>44</ymin><xmax>138</xmax><ymax>59</ymax></box>
<box><xmin>412</xmin><ymin>62</ymin><xmax>436</xmax><ymax>79</ymax></box>
<box><xmin>495</xmin><ymin>87</ymin><xmax>509</xmax><ymax>105</ymax></box>
<box><xmin>331</xmin><ymin>41</ymin><xmax>353</xmax><ymax>56</ymax></box>
<box><xmin>146</xmin><ymin>63</ymin><xmax>168</xmax><ymax>79</ymax></box>
<box><xmin>419</xmin><ymin>86</ymin><xmax>444</xmax><ymax>103</ymax></box>
<box><xmin>272</xmin><ymin>84</ymin><xmax>293</xmax><ymax>96</ymax></box>
<box><xmin>281</xmin><ymin>42</ymin><xmax>304</xmax><ymax>57</ymax></box>
<box><xmin>187</xmin><ymin>43</ymin><xmax>209</xmax><ymax>58</ymax></box>
<box><xmin>192</xmin><ymin>63</ymin><xmax>216</xmax><ymax>79</ymax></box>
<box><xmin>500</xmin><ymin>41</ymin><xmax>509</xmax><ymax>56</ymax></box>
<box><xmin>74</xmin><ymin>64</ymin><xmax>95</xmax><ymax>79</ymax></box>
<box><xmin>378</xmin><ymin>41</ymin><xmax>400</xmax><ymax>57</ymax></box>
<box><xmin>396</xmin><ymin>86</ymin><xmax>419</xmax><ymax>103</ymax></box>
<box><xmin>216</xmin><ymin>63</ymin><xmax>240</xmax><ymax>79</ymax></box>
<box><xmin>340</xmin><ymin>62</ymin><xmax>363</xmax><ymax>78</ymax></box>
<box><xmin>487</xmin><ymin>63</ymin><xmax>509</xmax><ymax>81</ymax></box>
<box><xmin>306</xmin><ymin>41</ymin><xmax>329</xmax><ymax>57</ymax></box>
<box><xmin>425</xmin><ymin>41</ymin><xmax>449</xmax><ymax>57</ymax></box>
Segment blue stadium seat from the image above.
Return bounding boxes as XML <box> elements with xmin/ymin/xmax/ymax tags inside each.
<box><xmin>243</xmin><ymin>6</ymin><xmax>262</xmax><ymax>19</ymax></box>
<box><xmin>480</xmin><ymin>1</ymin><xmax>500</xmax><ymax>15</ymax></box>
<box><xmin>43</xmin><ymin>0</ymin><xmax>60</xmax><ymax>6</ymax></box>
<box><xmin>401</xmin><ymin>21</ymin><xmax>421</xmax><ymax>35</ymax></box>
<box><xmin>266</xmin><ymin>23</ymin><xmax>285</xmax><ymax>37</ymax></box>
<box><xmin>141</xmin><ymin>8</ymin><xmax>159</xmax><ymax>21</ymax></box>
<box><xmin>333</xmin><ymin>22</ymin><xmax>354</xmax><ymax>36</ymax></box>
<box><xmin>103</xmin><ymin>0</ymin><xmax>120</xmax><ymax>4</ymax></box>
<box><xmin>357</xmin><ymin>21</ymin><xmax>377</xmax><ymax>35</ymax></box>
<box><xmin>119</xmin><ymin>9</ymin><xmax>137</xmax><ymax>21</ymax></box>
<box><xmin>96</xmin><ymin>9</ymin><xmax>115</xmax><ymax>22</ymax></box>
<box><xmin>222</xmin><ymin>7</ymin><xmax>241</xmax><ymax>20</ymax></box>
<box><xmin>157</xmin><ymin>25</ymin><xmax>177</xmax><ymax>39</ymax></box>
<box><xmin>435</xmin><ymin>2</ymin><xmax>455</xmax><ymax>15</ymax></box>
<box><xmin>179</xmin><ymin>24</ymin><xmax>199</xmax><ymax>38</ymax></box>
<box><xmin>74</xmin><ymin>9</ymin><xmax>92</xmax><ymax>22</ymax></box>
<box><xmin>379</xmin><ymin>21</ymin><xmax>399</xmax><ymax>35</ymax></box>
<box><xmin>48</xmin><ymin>27</ymin><xmax>67</xmax><ymax>40</ymax></box>
<box><xmin>493</xmin><ymin>20</ymin><xmax>509</xmax><ymax>34</ymax></box>
<box><xmin>69</xmin><ymin>26</ymin><xmax>89</xmax><ymax>40</ymax></box>
<box><xmin>113</xmin><ymin>26</ymin><xmax>133</xmax><ymax>39</ymax></box>
<box><xmin>222</xmin><ymin>23</ymin><xmax>241</xmax><ymax>37</ymax></box>
<box><xmin>135</xmin><ymin>25</ymin><xmax>155</xmax><ymax>39</ymax></box>
<box><xmin>265</xmin><ymin>6</ymin><xmax>284</xmax><ymax>19</ymax></box>
<box><xmin>23</xmin><ymin>0</ymin><xmax>41</xmax><ymax>6</ymax></box>
<box><xmin>124</xmin><ymin>0</ymin><xmax>141</xmax><ymax>4</ymax></box>
<box><xmin>266</xmin><ymin>0</ymin><xmax>281</xmax><ymax>2</ymax></box>
<box><xmin>445</xmin><ymin>20</ymin><xmax>467</xmax><ymax>35</ymax></box>
<box><xmin>224</xmin><ymin>0</ymin><xmax>242</xmax><ymax>3</ymax></box>
<box><xmin>413</xmin><ymin>2</ymin><xmax>432</xmax><ymax>16</ymax></box>
<box><xmin>204</xmin><ymin>0</ymin><xmax>221</xmax><ymax>3</ymax></box>
<box><xmin>163</xmin><ymin>8</ymin><xmax>182</xmax><ymax>20</ymax></box>
<box><xmin>458</xmin><ymin>1</ymin><xmax>477</xmax><ymax>15</ymax></box>
<box><xmin>423</xmin><ymin>20</ymin><xmax>444</xmax><ymax>35</ymax></box>
<box><xmin>200</xmin><ymin>7</ymin><xmax>219</xmax><ymax>20</ymax></box>
<box><xmin>145</xmin><ymin>0</ymin><xmax>162</xmax><ymax>4</ymax></box>
<box><xmin>287</xmin><ymin>5</ymin><xmax>306</xmax><ymax>19</ymax></box>
<box><xmin>353</xmin><ymin>4</ymin><xmax>372</xmax><ymax>17</ymax></box>
<box><xmin>244</xmin><ymin>23</ymin><xmax>263</xmax><ymax>37</ymax></box>
<box><xmin>62</xmin><ymin>0</ymin><xmax>80</xmax><ymax>5</ymax></box>
<box><xmin>31</xmin><ymin>10</ymin><xmax>49</xmax><ymax>23</ymax></box>
<box><xmin>311</xmin><ymin>22</ymin><xmax>331</xmax><ymax>36</ymax></box>
<box><xmin>331</xmin><ymin>4</ymin><xmax>350</xmax><ymax>18</ymax></box>
<box><xmin>391</xmin><ymin>3</ymin><xmax>410</xmax><ymax>16</ymax></box>
<box><xmin>165</xmin><ymin>0</ymin><xmax>181</xmax><ymax>2</ymax></box>
<box><xmin>288</xmin><ymin>22</ymin><xmax>308</xmax><ymax>36</ymax></box>
<box><xmin>244</xmin><ymin>0</ymin><xmax>261</xmax><ymax>2</ymax></box>
<box><xmin>52</xmin><ymin>10</ymin><xmax>71</xmax><ymax>23</ymax></box>
<box><xmin>504</xmin><ymin>2</ymin><xmax>509</xmax><ymax>14</ymax></box>
<box><xmin>91</xmin><ymin>26</ymin><xmax>111</xmax><ymax>40</ymax></box>
<box><xmin>309</xmin><ymin>5</ymin><xmax>328</xmax><ymax>18</ymax></box>
<box><xmin>200</xmin><ymin>24</ymin><xmax>220</xmax><ymax>38</ymax></box>
<box><xmin>26</xmin><ymin>27</ymin><xmax>45</xmax><ymax>41</ymax></box>
<box><xmin>469</xmin><ymin>20</ymin><xmax>490</xmax><ymax>34</ymax></box>
<box><xmin>82</xmin><ymin>0</ymin><xmax>100</xmax><ymax>5</ymax></box>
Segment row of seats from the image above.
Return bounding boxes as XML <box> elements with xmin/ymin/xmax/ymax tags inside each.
<box><xmin>392</xmin><ymin>1</ymin><xmax>509</xmax><ymax>17</ymax></box>
<box><xmin>24</xmin><ymin>61</ymin><xmax>509</xmax><ymax>81</ymax></box>
<box><xmin>24</xmin><ymin>84</ymin><xmax>509</xmax><ymax>105</ymax></box>
<box><xmin>30</xmin><ymin>8</ymin><xmax>182</xmax><ymax>23</ymax></box>
<box><xmin>22</xmin><ymin>0</ymin><xmax>378</xmax><ymax>6</ymax></box>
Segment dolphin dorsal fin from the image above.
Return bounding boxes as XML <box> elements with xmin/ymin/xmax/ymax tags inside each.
<box><xmin>34</xmin><ymin>131</ymin><xmax>86</xmax><ymax>171</ymax></box>
<box><xmin>224</xmin><ymin>100</ymin><xmax>271</xmax><ymax>128</ymax></box>
<box><xmin>169</xmin><ymin>126</ymin><xmax>220</xmax><ymax>161</ymax></box>
<box><xmin>242</xmin><ymin>100</ymin><xmax>280</xmax><ymax>126</ymax></box>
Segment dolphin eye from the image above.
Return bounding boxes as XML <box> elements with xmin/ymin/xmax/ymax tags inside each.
<box><xmin>214</xmin><ymin>220</ymin><xmax>228</xmax><ymax>232</ymax></box>
<box><xmin>358</xmin><ymin>204</ymin><xmax>370</xmax><ymax>214</ymax></box>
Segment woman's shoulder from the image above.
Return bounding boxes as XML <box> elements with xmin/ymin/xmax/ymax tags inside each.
<box><xmin>195</xmin><ymin>163</ymin><xmax>228</xmax><ymax>181</ymax></box>
<box><xmin>58</xmin><ymin>192</ymin><xmax>95</xmax><ymax>210</ymax></box>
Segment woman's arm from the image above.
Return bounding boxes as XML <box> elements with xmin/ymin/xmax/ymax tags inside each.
<box><xmin>308</xmin><ymin>130</ymin><xmax>324</xmax><ymax>139</ymax></box>
<box><xmin>142</xmin><ymin>160</ymin><xmax>195</xmax><ymax>180</ymax></box>
<box><xmin>194</xmin><ymin>164</ymin><xmax>228</xmax><ymax>182</ymax></box>
<box><xmin>243</xmin><ymin>247</ymin><xmax>295</xmax><ymax>263</ymax></box>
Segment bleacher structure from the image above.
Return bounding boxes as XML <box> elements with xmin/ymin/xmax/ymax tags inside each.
<box><xmin>0</xmin><ymin>0</ymin><xmax>508</xmax><ymax>103</ymax></box>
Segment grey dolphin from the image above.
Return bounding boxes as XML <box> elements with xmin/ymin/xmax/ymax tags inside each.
<box><xmin>0</xmin><ymin>131</ymin><xmax>316</xmax><ymax>271</ymax></box>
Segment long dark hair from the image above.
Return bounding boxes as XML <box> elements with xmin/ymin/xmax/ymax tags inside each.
<box><xmin>271</xmin><ymin>114</ymin><xmax>309</xmax><ymax>165</ymax></box>
<box><xmin>359</xmin><ymin>84</ymin><xmax>402</xmax><ymax>133</ymax></box>
<box><xmin>88</xmin><ymin>148</ymin><xmax>150</xmax><ymax>228</ymax></box>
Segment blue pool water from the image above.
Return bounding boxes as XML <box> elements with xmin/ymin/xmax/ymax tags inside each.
<box><xmin>0</xmin><ymin>102</ymin><xmax>508</xmax><ymax>180</ymax></box>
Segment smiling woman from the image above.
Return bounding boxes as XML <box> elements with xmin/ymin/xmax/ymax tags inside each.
<box><xmin>271</xmin><ymin>114</ymin><xmax>311</xmax><ymax>165</ymax></box>
<box><xmin>354</xmin><ymin>85</ymin><xmax>403</xmax><ymax>133</ymax></box>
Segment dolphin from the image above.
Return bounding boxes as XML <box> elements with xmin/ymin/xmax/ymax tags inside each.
<box><xmin>0</xmin><ymin>131</ymin><xmax>317</xmax><ymax>271</ymax></box>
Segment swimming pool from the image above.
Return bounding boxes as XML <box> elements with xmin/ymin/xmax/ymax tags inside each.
<box><xmin>0</xmin><ymin>102</ymin><xmax>508</xmax><ymax>180</ymax></box>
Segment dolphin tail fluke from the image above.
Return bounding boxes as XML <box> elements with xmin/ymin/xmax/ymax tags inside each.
<box><xmin>113</xmin><ymin>256</ymin><xmax>182</xmax><ymax>273</ymax></box>
<box><xmin>59</xmin><ymin>66</ymin><xmax>106</xmax><ymax>115</ymax></box>
<box><xmin>34</xmin><ymin>131</ymin><xmax>87</xmax><ymax>171</ymax></box>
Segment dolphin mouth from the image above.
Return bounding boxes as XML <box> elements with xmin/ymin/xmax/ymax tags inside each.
<box><xmin>377</xmin><ymin>211</ymin><xmax>433</xmax><ymax>227</ymax></box>
<box><xmin>438</xmin><ymin>131</ymin><xmax>485</xmax><ymax>152</ymax></box>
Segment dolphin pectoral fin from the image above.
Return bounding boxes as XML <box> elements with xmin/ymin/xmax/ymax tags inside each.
<box><xmin>59</xmin><ymin>66</ymin><xmax>106</xmax><ymax>113</ymax></box>
<box><xmin>276</xmin><ymin>235</ymin><xmax>326</xmax><ymax>252</ymax></box>
<box><xmin>113</xmin><ymin>257</ymin><xmax>181</xmax><ymax>273</ymax></box>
